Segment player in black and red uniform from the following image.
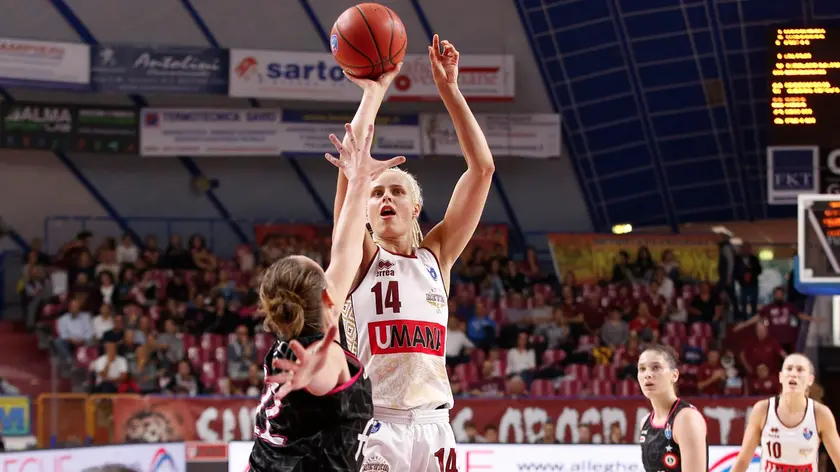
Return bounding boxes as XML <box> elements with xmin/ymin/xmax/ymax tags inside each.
<box><xmin>637</xmin><ymin>344</ymin><xmax>708</xmax><ymax>472</ymax></box>
<box><xmin>248</xmin><ymin>124</ymin><xmax>405</xmax><ymax>472</ymax></box>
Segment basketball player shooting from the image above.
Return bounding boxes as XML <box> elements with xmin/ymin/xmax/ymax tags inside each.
<box><xmin>248</xmin><ymin>124</ymin><xmax>404</xmax><ymax>471</ymax></box>
<box><xmin>331</xmin><ymin>34</ymin><xmax>495</xmax><ymax>472</ymax></box>
<box><xmin>729</xmin><ymin>354</ymin><xmax>840</xmax><ymax>472</ymax></box>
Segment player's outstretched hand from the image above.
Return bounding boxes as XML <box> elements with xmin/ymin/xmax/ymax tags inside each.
<box><xmin>429</xmin><ymin>34</ymin><xmax>459</xmax><ymax>86</ymax></box>
<box><xmin>325</xmin><ymin>123</ymin><xmax>405</xmax><ymax>180</ymax></box>
<box><xmin>344</xmin><ymin>62</ymin><xmax>403</xmax><ymax>96</ymax></box>
<box><xmin>264</xmin><ymin>325</ymin><xmax>340</xmax><ymax>403</ymax></box>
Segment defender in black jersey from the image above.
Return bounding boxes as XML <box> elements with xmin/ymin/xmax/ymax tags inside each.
<box><xmin>638</xmin><ymin>345</ymin><xmax>709</xmax><ymax>472</ymax></box>
<box><xmin>249</xmin><ymin>334</ymin><xmax>374</xmax><ymax>471</ymax></box>
<box><xmin>640</xmin><ymin>399</ymin><xmax>708</xmax><ymax>472</ymax></box>
<box><xmin>245</xmin><ymin>123</ymin><xmax>404</xmax><ymax>472</ymax></box>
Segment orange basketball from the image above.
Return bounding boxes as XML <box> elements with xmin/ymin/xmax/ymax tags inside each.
<box><xmin>330</xmin><ymin>3</ymin><xmax>407</xmax><ymax>80</ymax></box>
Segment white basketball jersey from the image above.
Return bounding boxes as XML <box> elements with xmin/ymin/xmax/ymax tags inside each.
<box><xmin>342</xmin><ymin>246</ymin><xmax>453</xmax><ymax>410</ymax></box>
<box><xmin>760</xmin><ymin>396</ymin><xmax>819</xmax><ymax>472</ymax></box>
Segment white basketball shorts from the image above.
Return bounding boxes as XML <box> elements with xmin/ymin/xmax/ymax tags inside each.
<box><xmin>358</xmin><ymin>407</ymin><xmax>459</xmax><ymax>472</ymax></box>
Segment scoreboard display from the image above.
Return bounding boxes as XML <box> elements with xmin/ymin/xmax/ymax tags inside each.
<box><xmin>769</xmin><ymin>28</ymin><xmax>840</xmax><ymax>147</ymax></box>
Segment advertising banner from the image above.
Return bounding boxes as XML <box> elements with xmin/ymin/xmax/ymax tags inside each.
<box><xmin>111</xmin><ymin>395</ymin><xmax>752</xmax><ymax>445</ymax></box>
<box><xmin>0</xmin><ymin>395</ymin><xmax>30</xmax><ymax>436</ymax></box>
<box><xmin>111</xmin><ymin>396</ymin><xmax>257</xmax><ymax>443</ymax></box>
<box><xmin>0</xmin><ymin>443</ymin><xmax>186</xmax><ymax>472</ymax></box>
<box><xmin>228</xmin><ymin>49</ymin><xmax>514</xmax><ymax>102</ymax></box>
<box><xmin>421</xmin><ymin>113</ymin><xmax>562</xmax><ymax>158</ymax></box>
<box><xmin>547</xmin><ymin>233</ymin><xmax>719</xmax><ymax>284</ymax></box>
<box><xmin>227</xmin><ymin>442</ymin><xmax>760</xmax><ymax>472</ymax></box>
<box><xmin>450</xmin><ymin>397</ymin><xmax>754</xmax><ymax>445</ymax></box>
<box><xmin>280</xmin><ymin>110</ymin><xmax>420</xmax><ymax>156</ymax></box>
<box><xmin>140</xmin><ymin>108</ymin><xmax>283</xmax><ymax>156</ymax></box>
<box><xmin>458</xmin><ymin>224</ymin><xmax>509</xmax><ymax>260</ymax></box>
<box><xmin>819</xmin><ymin>147</ymin><xmax>840</xmax><ymax>193</ymax></box>
<box><xmin>766</xmin><ymin>146</ymin><xmax>819</xmax><ymax>204</ymax></box>
<box><xmin>1</xmin><ymin>102</ymin><xmax>139</xmax><ymax>154</ymax></box>
<box><xmin>140</xmin><ymin>108</ymin><xmax>420</xmax><ymax>157</ymax></box>
<box><xmin>91</xmin><ymin>45</ymin><xmax>228</xmax><ymax>94</ymax></box>
<box><xmin>0</xmin><ymin>38</ymin><xmax>90</xmax><ymax>89</ymax></box>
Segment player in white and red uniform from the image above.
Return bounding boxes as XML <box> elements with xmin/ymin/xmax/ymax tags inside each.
<box><xmin>330</xmin><ymin>35</ymin><xmax>495</xmax><ymax>472</ymax></box>
<box><xmin>730</xmin><ymin>354</ymin><xmax>840</xmax><ymax>472</ymax></box>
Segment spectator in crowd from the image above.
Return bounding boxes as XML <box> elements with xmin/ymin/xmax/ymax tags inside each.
<box><xmin>445</xmin><ymin>317</ymin><xmax>474</xmax><ymax>366</ymax></box>
<box><xmin>462</xmin><ymin>421</ymin><xmax>484</xmax><ymax>443</ymax></box>
<box><xmin>601</xmin><ymin>309</ymin><xmax>629</xmax><ymax>349</ymax></box>
<box><xmin>166</xmin><ymin>359</ymin><xmax>204</xmax><ymax>396</ymax></box>
<box><xmin>499</xmin><ymin>292</ymin><xmax>532</xmax><ymax>347</ymax></box>
<box><xmin>535</xmin><ymin>308</ymin><xmax>570</xmax><ymax>351</ymax></box>
<box><xmin>739</xmin><ymin>321</ymin><xmax>786</xmax><ymax>375</ymax></box>
<box><xmin>165</xmin><ymin>272</ymin><xmax>190</xmax><ymax>303</ymax></box>
<box><xmin>633</xmin><ymin>246</ymin><xmax>656</xmax><ymax>282</ymax></box>
<box><xmin>92</xmin><ymin>304</ymin><xmax>115</xmax><ymax>341</ymax></box>
<box><xmin>506</xmin><ymin>332</ymin><xmax>536</xmax><ymax>379</ymax></box>
<box><xmin>535</xmin><ymin>422</ymin><xmax>560</xmax><ymax>444</ymax></box>
<box><xmin>116</xmin><ymin>233</ymin><xmax>139</xmax><ymax>266</ymax></box>
<box><xmin>163</xmin><ymin>234</ymin><xmax>192</xmax><ymax>269</ymax></box>
<box><xmin>653</xmin><ymin>267</ymin><xmax>675</xmax><ymax>302</ymax></box>
<box><xmin>735</xmin><ymin>243</ymin><xmax>762</xmax><ymax>317</ymax></box>
<box><xmin>27</xmin><ymin>237</ymin><xmax>52</xmax><ymax>266</ymax></box>
<box><xmin>697</xmin><ymin>349</ymin><xmax>725</xmax><ymax>395</ymax></box>
<box><xmin>227</xmin><ymin>324</ymin><xmax>256</xmax><ymax>381</ymax></box>
<box><xmin>612</xmin><ymin>251</ymin><xmax>634</xmax><ymax>284</ymax></box>
<box><xmin>90</xmin><ymin>340</ymin><xmax>128</xmax><ymax>393</ymax></box>
<box><xmin>128</xmin><ymin>344</ymin><xmax>159</xmax><ymax>394</ymax></box>
<box><xmin>21</xmin><ymin>264</ymin><xmax>49</xmax><ymax>330</ymax></box>
<box><xmin>140</xmin><ymin>235</ymin><xmax>160</xmax><ymax>268</ymax></box>
<box><xmin>466</xmin><ymin>298</ymin><xmax>496</xmax><ymax>350</ymax></box>
<box><xmin>607</xmin><ymin>423</ymin><xmax>623</xmax><ymax>444</ymax></box>
<box><xmin>483</xmin><ymin>426</ymin><xmax>499</xmax><ymax>443</ymax></box>
<box><xmin>688</xmin><ymin>282</ymin><xmax>722</xmax><ymax>329</ymax></box>
<box><xmin>56</xmin><ymin>297</ymin><xmax>94</xmax><ymax>362</ymax></box>
<box><xmin>101</xmin><ymin>313</ymin><xmax>126</xmax><ymax>345</ymax></box>
<box><xmin>97</xmin><ymin>271</ymin><xmax>116</xmax><ymax>307</ymax></box>
<box><xmin>577</xmin><ymin>424</ymin><xmax>593</xmax><ymax>444</ymax></box>
<box><xmin>190</xmin><ymin>235</ymin><xmax>217</xmax><ymax>271</ymax></box>
<box><xmin>748</xmin><ymin>363</ymin><xmax>778</xmax><ymax>395</ymax></box>
<box><xmin>469</xmin><ymin>360</ymin><xmax>506</xmax><ymax>397</ymax></box>
<box><xmin>718</xmin><ymin>232</ymin><xmax>740</xmax><ymax>320</ymax></box>
<box><xmin>736</xmin><ymin>286</ymin><xmax>808</xmax><ymax>353</ymax></box>
<box><xmin>156</xmin><ymin>318</ymin><xmax>184</xmax><ymax>369</ymax></box>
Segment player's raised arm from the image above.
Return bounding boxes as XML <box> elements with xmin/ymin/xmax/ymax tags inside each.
<box><xmin>816</xmin><ymin>402</ymin><xmax>840</xmax><ymax>469</ymax></box>
<box><xmin>325</xmin><ymin>124</ymin><xmax>406</xmax><ymax>317</ymax></box>
<box><xmin>332</xmin><ymin>65</ymin><xmax>402</xmax><ymax>237</ymax></box>
<box><xmin>266</xmin><ymin>124</ymin><xmax>403</xmax><ymax>399</ymax></box>
<box><xmin>422</xmin><ymin>34</ymin><xmax>496</xmax><ymax>271</ymax></box>
<box><xmin>730</xmin><ymin>400</ymin><xmax>768</xmax><ymax>472</ymax></box>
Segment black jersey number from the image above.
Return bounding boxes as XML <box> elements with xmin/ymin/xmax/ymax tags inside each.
<box><xmin>255</xmin><ymin>384</ymin><xmax>288</xmax><ymax>446</ymax></box>
<box><xmin>372</xmin><ymin>281</ymin><xmax>402</xmax><ymax>315</ymax></box>
<box><xmin>765</xmin><ymin>441</ymin><xmax>782</xmax><ymax>458</ymax></box>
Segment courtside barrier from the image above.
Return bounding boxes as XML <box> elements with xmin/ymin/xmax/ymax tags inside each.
<box><xmin>0</xmin><ymin>442</ymin><xmax>186</xmax><ymax>472</ymax></box>
<box><xmin>36</xmin><ymin>393</ymin><xmax>142</xmax><ymax>447</ymax></box>
<box><xmin>227</xmin><ymin>443</ymin><xmax>761</xmax><ymax>472</ymax></box>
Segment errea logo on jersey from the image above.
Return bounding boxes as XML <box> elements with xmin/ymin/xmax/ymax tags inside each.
<box><xmin>376</xmin><ymin>259</ymin><xmax>396</xmax><ymax>277</ymax></box>
<box><xmin>369</xmin><ymin>320</ymin><xmax>445</xmax><ymax>356</ymax></box>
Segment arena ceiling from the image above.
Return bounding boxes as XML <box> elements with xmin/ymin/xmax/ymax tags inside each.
<box><xmin>515</xmin><ymin>0</ymin><xmax>840</xmax><ymax>231</ymax></box>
